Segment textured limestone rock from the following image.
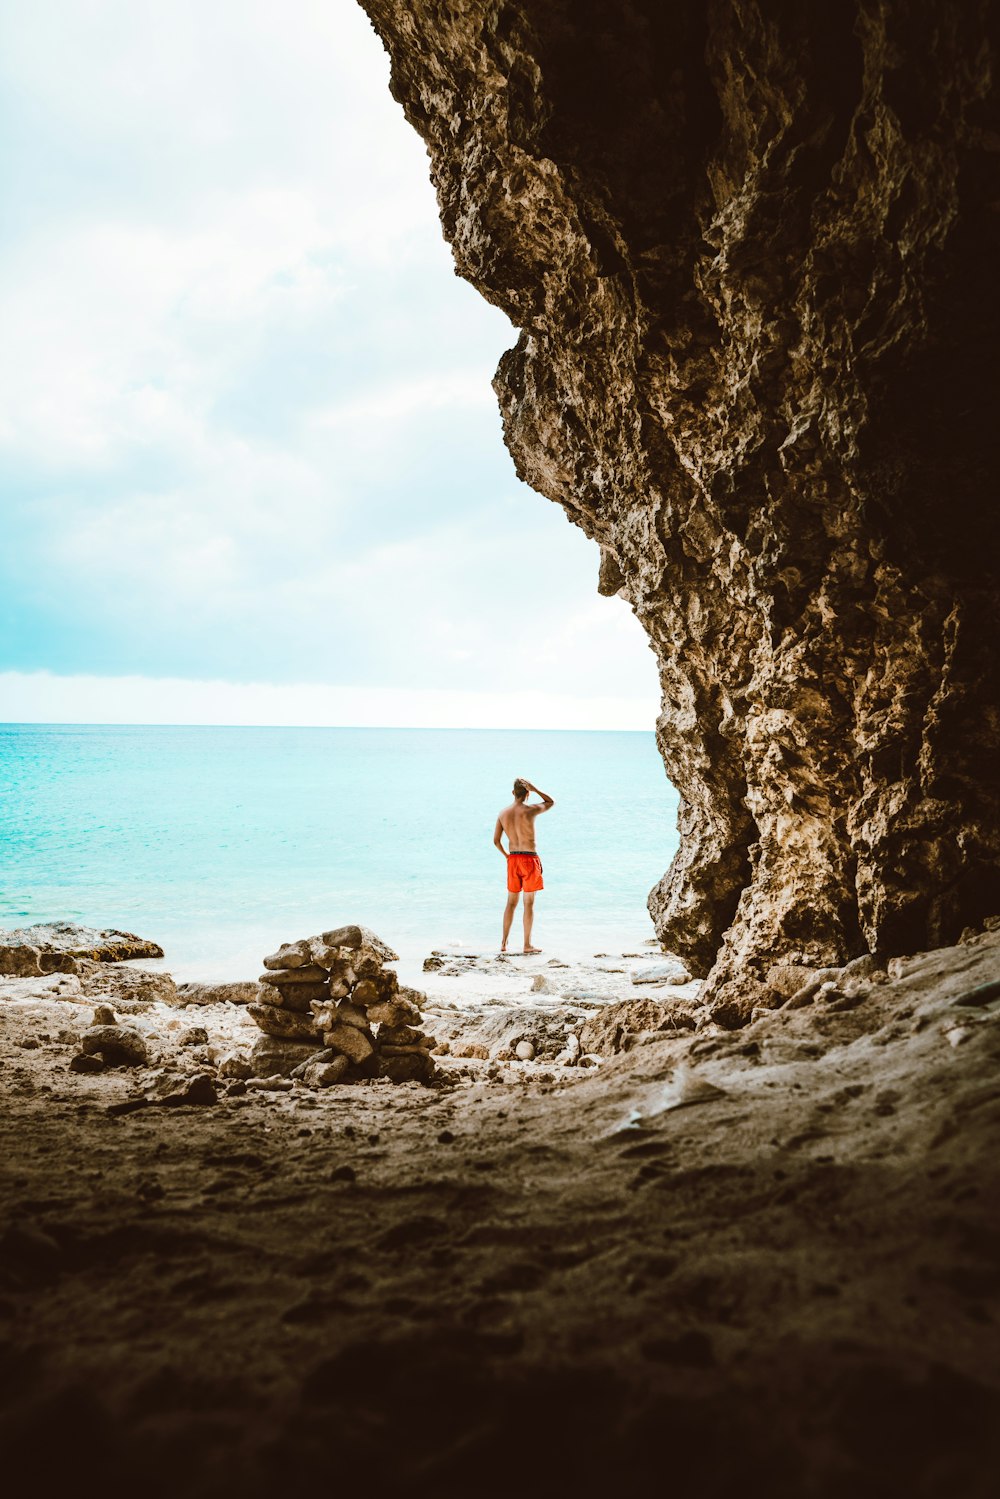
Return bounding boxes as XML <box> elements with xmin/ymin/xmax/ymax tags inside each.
<box><xmin>360</xmin><ymin>0</ymin><xmax>1000</xmax><ymax>992</ymax></box>
<box><xmin>78</xmin><ymin>963</ymin><xmax>178</xmax><ymax>1007</ymax></box>
<box><xmin>580</xmin><ymin>997</ymin><xmax>699</xmax><ymax>1056</ymax></box>
<box><xmin>0</xmin><ymin>924</ymin><xmax>163</xmax><ymax>963</ymax></box>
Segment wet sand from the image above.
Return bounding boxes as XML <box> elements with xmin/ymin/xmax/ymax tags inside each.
<box><xmin>2</xmin><ymin>931</ymin><xmax>1000</xmax><ymax>1496</ymax></box>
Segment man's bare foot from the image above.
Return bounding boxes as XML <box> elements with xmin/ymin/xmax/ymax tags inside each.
<box><xmin>523</xmin><ymin>946</ymin><xmax>542</xmax><ymax>955</ymax></box>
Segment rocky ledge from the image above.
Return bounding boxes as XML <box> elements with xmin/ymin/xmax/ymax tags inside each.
<box><xmin>360</xmin><ymin>0</ymin><xmax>1000</xmax><ymax>1002</ymax></box>
<box><xmin>0</xmin><ymin>922</ymin><xmax>164</xmax><ymax>975</ymax></box>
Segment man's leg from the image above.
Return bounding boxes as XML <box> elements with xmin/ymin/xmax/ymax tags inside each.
<box><xmin>522</xmin><ymin>892</ymin><xmax>540</xmax><ymax>953</ymax></box>
<box><xmin>501</xmin><ymin>892</ymin><xmax>519</xmax><ymax>952</ymax></box>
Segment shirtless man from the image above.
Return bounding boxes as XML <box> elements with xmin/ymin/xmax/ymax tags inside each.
<box><xmin>493</xmin><ymin>776</ymin><xmax>555</xmax><ymax>954</ymax></box>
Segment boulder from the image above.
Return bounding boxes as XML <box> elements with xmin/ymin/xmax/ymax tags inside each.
<box><xmin>80</xmin><ymin>1025</ymin><xmax>149</xmax><ymax>1068</ymax></box>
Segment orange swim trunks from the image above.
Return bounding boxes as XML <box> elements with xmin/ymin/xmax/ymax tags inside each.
<box><xmin>507</xmin><ymin>851</ymin><xmax>544</xmax><ymax>894</ymax></box>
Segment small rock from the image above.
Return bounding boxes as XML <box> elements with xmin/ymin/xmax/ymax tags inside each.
<box><xmin>262</xmin><ymin>940</ymin><xmax>313</xmax><ymax>970</ymax></box>
<box><xmin>303</xmin><ymin>1057</ymin><xmax>350</xmax><ymax>1088</ymax></box>
<box><xmin>632</xmin><ymin>956</ymin><xmax>692</xmax><ymax>987</ymax></box>
<box><xmin>319</xmin><ymin>924</ymin><xmax>398</xmax><ymax>961</ymax></box>
<box><xmin>218</xmin><ymin>1053</ymin><xmax>254</xmax><ymax>1080</ymax></box>
<box><xmin>258</xmin><ymin>963</ymin><xmax>330</xmax><ymax>986</ymax></box>
<box><xmin>323</xmin><ymin>1024</ymin><xmax>374</xmax><ymax>1064</ymax></box>
<box><xmin>351</xmin><ymin>979</ymin><xmax>380</xmax><ymax>1008</ymax></box>
<box><xmin>178</xmin><ymin>1026</ymin><xmax>209</xmax><ymax>1047</ymax></box>
<box><xmin>334</xmin><ymin>1002</ymin><xmax>370</xmax><ymax>1031</ymax></box>
<box><xmin>378</xmin><ymin>1023</ymin><xmax>428</xmax><ymax>1046</ymax></box>
<box><xmin>367</xmin><ymin>998</ymin><xmax>421</xmax><ymax>1027</ymax></box>
<box><xmin>91</xmin><ymin>1005</ymin><xmax>117</xmax><ymax>1026</ymax></box>
<box><xmin>245</xmin><ymin>1075</ymin><xmax>294</xmax><ymax>1092</ymax></box>
<box><xmin>160</xmin><ymin>1073</ymin><xmax>217</xmax><ymax>1107</ymax></box>
<box><xmin>69</xmin><ymin>1053</ymin><xmax>104</xmax><ymax>1073</ymax></box>
<box><xmin>515</xmin><ymin>1039</ymin><xmax>536</xmax><ymax>1060</ymax></box>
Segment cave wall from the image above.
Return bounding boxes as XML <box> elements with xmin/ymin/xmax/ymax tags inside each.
<box><xmin>359</xmin><ymin>0</ymin><xmax>1000</xmax><ymax>997</ymax></box>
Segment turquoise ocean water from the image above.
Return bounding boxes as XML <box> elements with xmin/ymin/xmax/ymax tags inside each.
<box><xmin>0</xmin><ymin>724</ymin><xmax>679</xmax><ymax>979</ymax></box>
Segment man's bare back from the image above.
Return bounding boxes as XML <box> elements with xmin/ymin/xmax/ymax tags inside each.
<box><xmin>492</xmin><ymin>777</ymin><xmax>555</xmax><ymax>954</ymax></box>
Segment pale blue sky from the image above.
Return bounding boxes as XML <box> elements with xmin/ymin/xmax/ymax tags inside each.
<box><xmin>0</xmin><ymin>0</ymin><xmax>659</xmax><ymax>727</ymax></box>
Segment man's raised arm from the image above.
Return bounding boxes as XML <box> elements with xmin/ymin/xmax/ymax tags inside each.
<box><xmin>522</xmin><ymin>779</ymin><xmax>555</xmax><ymax>811</ymax></box>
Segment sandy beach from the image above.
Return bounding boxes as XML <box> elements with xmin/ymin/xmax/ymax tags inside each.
<box><xmin>3</xmin><ymin>924</ymin><xmax>999</xmax><ymax>1495</ymax></box>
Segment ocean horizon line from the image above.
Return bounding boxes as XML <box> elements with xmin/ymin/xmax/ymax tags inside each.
<box><xmin>0</xmin><ymin>720</ymin><xmax>655</xmax><ymax>734</ymax></box>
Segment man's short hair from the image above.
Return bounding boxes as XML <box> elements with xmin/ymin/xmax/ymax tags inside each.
<box><xmin>513</xmin><ymin>778</ymin><xmax>529</xmax><ymax>800</ymax></box>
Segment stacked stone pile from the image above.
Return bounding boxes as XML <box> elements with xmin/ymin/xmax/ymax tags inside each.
<box><xmin>248</xmin><ymin>924</ymin><xmax>437</xmax><ymax>1084</ymax></box>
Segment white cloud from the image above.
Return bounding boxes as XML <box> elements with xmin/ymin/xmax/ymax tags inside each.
<box><xmin>0</xmin><ymin>0</ymin><xmax>659</xmax><ymax>726</ymax></box>
<box><xmin>0</xmin><ymin>671</ymin><xmax>660</xmax><ymax>732</ymax></box>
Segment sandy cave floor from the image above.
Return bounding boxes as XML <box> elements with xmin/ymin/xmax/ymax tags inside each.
<box><xmin>2</xmin><ymin>934</ymin><xmax>1000</xmax><ymax>1496</ymax></box>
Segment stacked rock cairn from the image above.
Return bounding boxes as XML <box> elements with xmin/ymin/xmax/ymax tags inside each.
<box><xmin>247</xmin><ymin>924</ymin><xmax>437</xmax><ymax>1086</ymax></box>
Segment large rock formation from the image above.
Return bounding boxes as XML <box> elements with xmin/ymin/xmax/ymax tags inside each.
<box><xmin>360</xmin><ymin>0</ymin><xmax>1000</xmax><ymax>991</ymax></box>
